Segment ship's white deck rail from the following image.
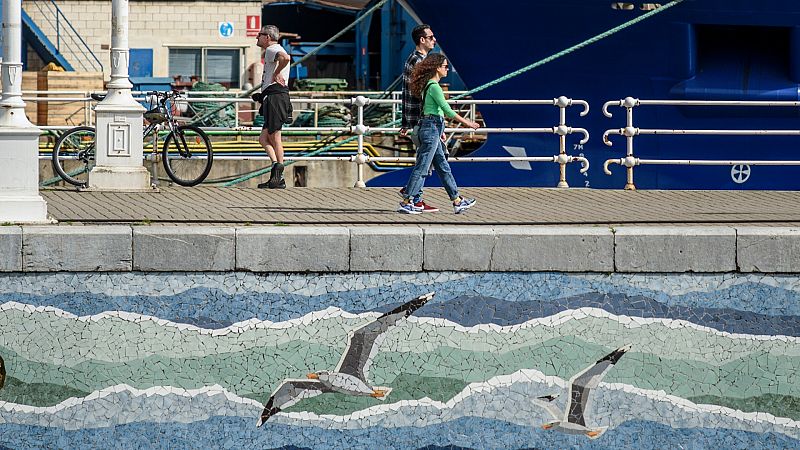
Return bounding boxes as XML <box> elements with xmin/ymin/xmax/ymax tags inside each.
<box><xmin>602</xmin><ymin>97</ymin><xmax>800</xmax><ymax>190</ymax></box>
<box><xmin>31</xmin><ymin>92</ymin><xmax>591</xmax><ymax>188</ymax></box>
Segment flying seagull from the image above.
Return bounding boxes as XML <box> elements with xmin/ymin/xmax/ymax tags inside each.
<box><xmin>533</xmin><ymin>344</ymin><xmax>632</xmax><ymax>439</ymax></box>
<box><xmin>257</xmin><ymin>292</ymin><xmax>434</xmax><ymax>427</ymax></box>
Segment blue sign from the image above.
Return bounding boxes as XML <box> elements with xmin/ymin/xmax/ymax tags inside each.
<box><xmin>218</xmin><ymin>22</ymin><xmax>234</xmax><ymax>38</ymax></box>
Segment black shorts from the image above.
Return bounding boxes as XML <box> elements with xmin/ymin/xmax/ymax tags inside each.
<box><xmin>261</xmin><ymin>84</ymin><xmax>293</xmax><ymax>134</ymax></box>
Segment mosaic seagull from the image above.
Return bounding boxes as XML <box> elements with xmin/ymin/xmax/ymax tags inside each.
<box><xmin>533</xmin><ymin>344</ymin><xmax>632</xmax><ymax>439</ymax></box>
<box><xmin>257</xmin><ymin>292</ymin><xmax>434</xmax><ymax>426</ymax></box>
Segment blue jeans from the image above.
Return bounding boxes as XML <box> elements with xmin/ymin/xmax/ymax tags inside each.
<box><xmin>403</xmin><ymin>116</ymin><xmax>459</xmax><ymax>201</ymax></box>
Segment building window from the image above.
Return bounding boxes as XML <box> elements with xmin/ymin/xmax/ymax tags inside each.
<box><xmin>168</xmin><ymin>48</ymin><xmax>242</xmax><ymax>89</ymax></box>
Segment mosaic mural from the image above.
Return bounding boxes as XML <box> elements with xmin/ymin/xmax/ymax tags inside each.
<box><xmin>0</xmin><ymin>272</ymin><xmax>798</xmax><ymax>449</ymax></box>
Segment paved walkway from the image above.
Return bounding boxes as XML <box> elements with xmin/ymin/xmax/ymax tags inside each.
<box><xmin>40</xmin><ymin>187</ymin><xmax>800</xmax><ymax>226</ymax></box>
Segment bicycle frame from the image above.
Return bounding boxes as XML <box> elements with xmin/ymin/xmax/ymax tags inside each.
<box><xmin>141</xmin><ymin>91</ymin><xmax>193</xmax><ymax>186</ymax></box>
<box><xmin>143</xmin><ymin>91</ymin><xmax>185</xmax><ymax>151</ymax></box>
<box><xmin>51</xmin><ymin>90</ymin><xmax>212</xmax><ymax>188</ymax></box>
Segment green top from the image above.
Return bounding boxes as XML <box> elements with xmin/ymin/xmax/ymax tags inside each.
<box><xmin>422</xmin><ymin>80</ymin><xmax>456</xmax><ymax>119</ymax></box>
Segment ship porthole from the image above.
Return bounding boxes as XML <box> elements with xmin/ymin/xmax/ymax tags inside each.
<box><xmin>731</xmin><ymin>164</ymin><xmax>751</xmax><ymax>184</ymax></box>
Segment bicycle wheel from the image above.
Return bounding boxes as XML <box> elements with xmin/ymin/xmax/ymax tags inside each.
<box><xmin>161</xmin><ymin>125</ymin><xmax>213</xmax><ymax>187</ymax></box>
<box><xmin>52</xmin><ymin>126</ymin><xmax>96</xmax><ymax>187</ymax></box>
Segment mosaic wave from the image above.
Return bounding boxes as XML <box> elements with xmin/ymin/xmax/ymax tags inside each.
<box><xmin>2</xmin><ymin>417</ymin><xmax>796</xmax><ymax>450</ymax></box>
<box><xmin>1</xmin><ymin>303</ymin><xmax>798</xmax><ymax>416</ymax></box>
<box><xmin>2</xmin><ymin>273</ymin><xmax>800</xmax><ymax>323</ymax></box>
<box><xmin>1</xmin><ymin>272</ymin><xmax>798</xmax><ymax>448</ymax></box>
<box><xmin>0</xmin><ymin>370</ymin><xmax>798</xmax><ymax>443</ymax></box>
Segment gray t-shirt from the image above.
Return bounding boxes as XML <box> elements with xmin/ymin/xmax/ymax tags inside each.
<box><xmin>262</xmin><ymin>43</ymin><xmax>290</xmax><ymax>89</ymax></box>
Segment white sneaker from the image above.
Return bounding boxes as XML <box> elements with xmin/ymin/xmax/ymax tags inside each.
<box><xmin>453</xmin><ymin>197</ymin><xmax>476</xmax><ymax>214</ymax></box>
<box><xmin>397</xmin><ymin>202</ymin><xmax>422</xmax><ymax>214</ymax></box>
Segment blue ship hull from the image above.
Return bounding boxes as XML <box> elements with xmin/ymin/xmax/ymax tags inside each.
<box><xmin>368</xmin><ymin>0</ymin><xmax>800</xmax><ymax>189</ymax></box>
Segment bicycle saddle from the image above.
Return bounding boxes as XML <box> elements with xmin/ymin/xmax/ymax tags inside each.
<box><xmin>91</xmin><ymin>93</ymin><xmax>106</xmax><ymax>101</ymax></box>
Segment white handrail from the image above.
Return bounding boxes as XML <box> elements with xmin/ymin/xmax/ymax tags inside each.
<box><xmin>602</xmin><ymin>97</ymin><xmax>800</xmax><ymax>190</ymax></box>
<box><xmin>42</xmin><ymin>94</ymin><xmax>591</xmax><ymax>188</ymax></box>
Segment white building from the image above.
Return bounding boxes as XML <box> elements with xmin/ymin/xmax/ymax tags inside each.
<box><xmin>22</xmin><ymin>0</ymin><xmax>266</xmax><ymax>90</ymax></box>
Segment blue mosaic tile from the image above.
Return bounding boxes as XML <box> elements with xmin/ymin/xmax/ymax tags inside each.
<box><xmin>0</xmin><ymin>272</ymin><xmax>798</xmax><ymax>449</ymax></box>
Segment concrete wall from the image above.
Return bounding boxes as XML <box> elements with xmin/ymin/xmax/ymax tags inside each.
<box><xmin>22</xmin><ymin>0</ymin><xmax>263</xmax><ymax>87</ymax></box>
<box><xmin>2</xmin><ymin>225</ymin><xmax>797</xmax><ymax>273</ymax></box>
<box><xmin>2</xmin><ymin>225</ymin><xmax>799</xmax><ymax>448</ymax></box>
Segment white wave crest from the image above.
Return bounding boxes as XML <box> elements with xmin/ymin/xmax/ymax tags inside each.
<box><xmin>1</xmin><ymin>370</ymin><xmax>798</xmax><ymax>440</ymax></box>
<box><xmin>0</xmin><ymin>384</ymin><xmax>260</xmax><ymax>430</ymax></box>
<box><xmin>2</xmin><ymin>301</ymin><xmax>796</xmax><ymax>344</ymax></box>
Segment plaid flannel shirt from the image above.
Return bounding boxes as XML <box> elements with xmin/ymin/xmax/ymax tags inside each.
<box><xmin>401</xmin><ymin>50</ymin><xmax>425</xmax><ymax>129</ymax></box>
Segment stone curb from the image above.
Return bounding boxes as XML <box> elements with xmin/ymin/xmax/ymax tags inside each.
<box><xmin>423</xmin><ymin>227</ymin><xmax>494</xmax><ymax>271</ymax></box>
<box><xmin>133</xmin><ymin>226</ymin><xmax>236</xmax><ymax>271</ymax></box>
<box><xmin>350</xmin><ymin>227</ymin><xmax>422</xmax><ymax>272</ymax></box>
<box><xmin>492</xmin><ymin>226</ymin><xmax>614</xmax><ymax>272</ymax></box>
<box><xmin>615</xmin><ymin>226</ymin><xmax>736</xmax><ymax>273</ymax></box>
<box><xmin>236</xmin><ymin>227</ymin><xmax>350</xmax><ymax>272</ymax></box>
<box><xmin>0</xmin><ymin>226</ymin><xmax>22</xmax><ymax>272</ymax></box>
<box><xmin>737</xmin><ymin>227</ymin><xmax>800</xmax><ymax>273</ymax></box>
<box><xmin>1</xmin><ymin>225</ymin><xmax>793</xmax><ymax>273</ymax></box>
<box><xmin>20</xmin><ymin>225</ymin><xmax>132</xmax><ymax>272</ymax></box>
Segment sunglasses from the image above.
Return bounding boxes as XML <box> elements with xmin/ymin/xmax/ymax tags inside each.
<box><xmin>423</xmin><ymin>35</ymin><xmax>436</xmax><ymax>40</ymax></box>
<box><xmin>440</xmin><ymin>65</ymin><xmax>449</xmax><ymax>69</ymax></box>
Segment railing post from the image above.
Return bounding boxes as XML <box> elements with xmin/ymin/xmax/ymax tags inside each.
<box><xmin>555</xmin><ymin>96</ymin><xmax>569</xmax><ymax>188</ymax></box>
<box><xmin>352</xmin><ymin>95</ymin><xmax>369</xmax><ymax>188</ymax></box>
<box><xmin>624</xmin><ymin>96</ymin><xmax>637</xmax><ymax>190</ymax></box>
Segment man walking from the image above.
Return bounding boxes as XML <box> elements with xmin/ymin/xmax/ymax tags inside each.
<box><xmin>400</xmin><ymin>24</ymin><xmax>436</xmax><ymax>137</ymax></box>
<box><xmin>255</xmin><ymin>25</ymin><xmax>292</xmax><ymax>189</ymax></box>
<box><xmin>399</xmin><ymin>24</ymin><xmax>438</xmax><ymax>212</ymax></box>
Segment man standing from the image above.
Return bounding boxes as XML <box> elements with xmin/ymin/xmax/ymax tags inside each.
<box><xmin>255</xmin><ymin>25</ymin><xmax>292</xmax><ymax>189</ymax></box>
<box><xmin>399</xmin><ymin>24</ymin><xmax>438</xmax><ymax>211</ymax></box>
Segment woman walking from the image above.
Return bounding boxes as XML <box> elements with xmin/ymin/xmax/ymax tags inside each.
<box><xmin>397</xmin><ymin>53</ymin><xmax>480</xmax><ymax>214</ymax></box>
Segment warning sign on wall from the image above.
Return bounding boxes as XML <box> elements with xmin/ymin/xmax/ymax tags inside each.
<box><xmin>246</xmin><ymin>15</ymin><xmax>261</xmax><ymax>37</ymax></box>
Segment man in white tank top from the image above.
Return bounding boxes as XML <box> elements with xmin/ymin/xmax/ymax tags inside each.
<box><xmin>255</xmin><ymin>25</ymin><xmax>292</xmax><ymax>188</ymax></box>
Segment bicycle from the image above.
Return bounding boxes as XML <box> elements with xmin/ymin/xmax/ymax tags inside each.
<box><xmin>51</xmin><ymin>90</ymin><xmax>213</xmax><ymax>187</ymax></box>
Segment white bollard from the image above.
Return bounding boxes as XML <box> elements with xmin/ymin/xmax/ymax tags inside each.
<box><xmin>0</xmin><ymin>0</ymin><xmax>50</xmax><ymax>223</ymax></box>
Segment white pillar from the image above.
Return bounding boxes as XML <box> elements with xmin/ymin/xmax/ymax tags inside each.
<box><xmin>88</xmin><ymin>0</ymin><xmax>150</xmax><ymax>191</ymax></box>
<box><xmin>0</xmin><ymin>0</ymin><xmax>50</xmax><ymax>223</ymax></box>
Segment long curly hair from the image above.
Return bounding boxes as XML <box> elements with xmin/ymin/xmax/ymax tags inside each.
<box><xmin>410</xmin><ymin>53</ymin><xmax>447</xmax><ymax>98</ymax></box>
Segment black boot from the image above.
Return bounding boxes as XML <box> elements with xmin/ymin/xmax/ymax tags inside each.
<box><xmin>267</xmin><ymin>163</ymin><xmax>285</xmax><ymax>189</ymax></box>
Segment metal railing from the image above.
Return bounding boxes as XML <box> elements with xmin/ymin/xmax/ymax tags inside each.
<box><xmin>602</xmin><ymin>97</ymin><xmax>800</xmax><ymax>190</ymax></box>
<box><xmin>150</xmin><ymin>94</ymin><xmax>590</xmax><ymax>188</ymax></box>
<box><xmin>27</xmin><ymin>91</ymin><xmax>591</xmax><ymax>188</ymax></box>
<box><xmin>27</xmin><ymin>0</ymin><xmax>103</xmax><ymax>72</ymax></box>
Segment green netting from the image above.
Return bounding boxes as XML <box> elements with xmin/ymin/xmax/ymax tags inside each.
<box><xmin>294</xmin><ymin>78</ymin><xmax>348</xmax><ymax>91</ymax></box>
<box><xmin>271</xmin><ymin>105</ymin><xmax>351</xmax><ymax>128</ymax></box>
<box><xmin>190</xmin><ymin>81</ymin><xmax>236</xmax><ymax>127</ymax></box>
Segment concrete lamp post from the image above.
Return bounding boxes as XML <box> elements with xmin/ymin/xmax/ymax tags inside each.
<box><xmin>88</xmin><ymin>0</ymin><xmax>151</xmax><ymax>191</ymax></box>
<box><xmin>0</xmin><ymin>0</ymin><xmax>50</xmax><ymax>223</ymax></box>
